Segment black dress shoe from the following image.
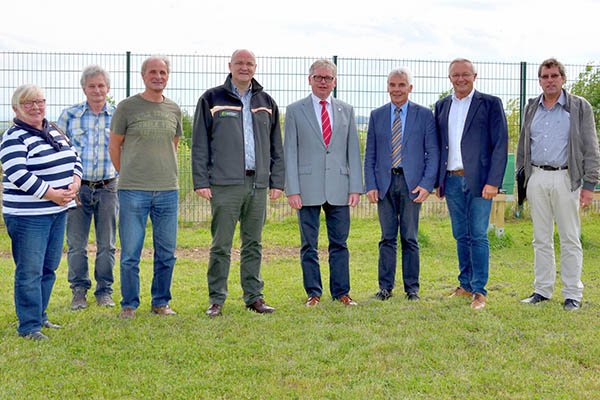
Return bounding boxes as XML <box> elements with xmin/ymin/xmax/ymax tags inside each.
<box><xmin>42</xmin><ymin>320</ymin><xmax>61</xmax><ymax>329</ymax></box>
<box><xmin>374</xmin><ymin>289</ymin><xmax>392</xmax><ymax>301</ymax></box>
<box><xmin>206</xmin><ymin>303</ymin><xmax>223</xmax><ymax>318</ymax></box>
<box><xmin>406</xmin><ymin>292</ymin><xmax>420</xmax><ymax>301</ymax></box>
<box><xmin>563</xmin><ymin>299</ymin><xmax>581</xmax><ymax>310</ymax></box>
<box><xmin>521</xmin><ymin>292</ymin><xmax>549</xmax><ymax>304</ymax></box>
<box><xmin>247</xmin><ymin>298</ymin><xmax>275</xmax><ymax>313</ymax></box>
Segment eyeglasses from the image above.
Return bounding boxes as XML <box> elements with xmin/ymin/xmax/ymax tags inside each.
<box><xmin>21</xmin><ymin>99</ymin><xmax>46</xmax><ymax>109</ymax></box>
<box><xmin>312</xmin><ymin>75</ymin><xmax>335</xmax><ymax>83</ymax></box>
<box><xmin>450</xmin><ymin>73</ymin><xmax>474</xmax><ymax>80</ymax></box>
<box><xmin>540</xmin><ymin>73</ymin><xmax>562</xmax><ymax>80</ymax></box>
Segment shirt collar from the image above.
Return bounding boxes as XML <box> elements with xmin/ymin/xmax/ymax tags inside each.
<box><xmin>76</xmin><ymin>101</ymin><xmax>112</xmax><ymax>117</ymax></box>
<box><xmin>452</xmin><ymin>88</ymin><xmax>475</xmax><ymax>102</ymax></box>
<box><xmin>312</xmin><ymin>93</ymin><xmax>332</xmax><ymax>106</ymax></box>
<box><xmin>391</xmin><ymin>101</ymin><xmax>408</xmax><ymax>114</ymax></box>
<box><xmin>539</xmin><ymin>89</ymin><xmax>566</xmax><ymax>108</ymax></box>
<box><xmin>231</xmin><ymin>81</ymin><xmax>252</xmax><ymax>98</ymax></box>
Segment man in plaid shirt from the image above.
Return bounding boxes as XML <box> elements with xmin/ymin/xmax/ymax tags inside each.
<box><xmin>57</xmin><ymin>65</ymin><xmax>118</xmax><ymax>310</ymax></box>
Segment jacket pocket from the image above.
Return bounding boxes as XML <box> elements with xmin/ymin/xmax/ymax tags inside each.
<box><xmin>299</xmin><ymin>165</ymin><xmax>312</xmax><ymax>175</ymax></box>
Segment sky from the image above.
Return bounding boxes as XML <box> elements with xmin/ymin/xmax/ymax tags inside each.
<box><xmin>2</xmin><ymin>0</ymin><xmax>599</xmax><ymax>64</ymax></box>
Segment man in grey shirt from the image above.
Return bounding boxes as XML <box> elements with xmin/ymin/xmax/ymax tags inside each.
<box><xmin>517</xmin><ymin>58</ymin><xmax>600</xmax><ymax>310</ymax></box>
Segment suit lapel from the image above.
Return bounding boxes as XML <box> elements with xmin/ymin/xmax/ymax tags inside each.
<box><xmin>300</xmin><ymin>95</ymin><xmax>325</xmax><ymax>146</ymax></box>
<box><xmin>462</xmin><ymin>90</ymin><xmax>482</xmax><ymax>137</ymax></box>
<box><xmin>440</xmin><ymin>97</ymin><xmax>451</xmax><ymax>140</ymax></box>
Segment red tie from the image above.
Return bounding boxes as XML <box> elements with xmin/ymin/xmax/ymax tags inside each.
<box><xmin>320</xmin><ymin>100</ymin><xmax>331</xmax><ymax>147</ymax></box>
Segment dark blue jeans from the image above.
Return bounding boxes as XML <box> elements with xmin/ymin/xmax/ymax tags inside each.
<box><xmin>4</xmin><ymin>211</ymin><xmax>66</xmax><ymax>336</ymax></box>
<box><xmin>377</xmin><ymin>173</ymin><xmax>421</xmax><ymax>294</ymax></box>
<box><xmin>67</xmin><ymin>179</ymin><xmax>118</xmax><ymax>296</ymax></box>
<box><xmin>118</xmin><ymin>190</ymin><xmax>178</xmax><ymax>309</ymax></box>
<box><xmin>297</xmin><ymin>203</ymin><xmax>351</xmax><ymax>299</ymax></box>
<box><xmin>444</xmin><ymin>174</ymin><xmax>492</xmax><ymax>295</ymax></box>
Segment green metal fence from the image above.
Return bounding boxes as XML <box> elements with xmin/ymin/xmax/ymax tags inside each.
<box><xmin>1</xmin><ymin>52</ymin><xmax>596</xmax><ymax>222</ymax></box>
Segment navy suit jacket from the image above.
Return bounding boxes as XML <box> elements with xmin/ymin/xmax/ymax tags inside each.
<box><xmin>364</xmin><ymin>100</ymin><xmax>440</xmax><ymax>200</ymax></box>
<box><xmin>435</xmin><ymin>90</ymin><xmax>508</xmax><ymax>197</ymax></box>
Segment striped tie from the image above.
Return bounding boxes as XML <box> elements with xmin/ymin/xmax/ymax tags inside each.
<box><xmin>391</xmin><ymin>107</ymin><xmax>402</xmax><ymax>167</ymax></box>
<box><xmin>320</xmin><ymin>100</ymin><xmax>331</xmax><ymax>147</ymax></box>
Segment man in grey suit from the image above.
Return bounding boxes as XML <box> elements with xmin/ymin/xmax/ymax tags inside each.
<box><xmin>364</xmin><ymin>68</ymin><xmax>440</xmax><ymax>302</ymax></box>
<box><xmin>284</xmin><ymin>59</ymin><xmax>363</xmax><ymax>307</ymax></box>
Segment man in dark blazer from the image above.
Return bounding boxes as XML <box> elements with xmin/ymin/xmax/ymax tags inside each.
<box><xmin>435</xmin><ymin>58</ymin><xmax>508</xmax><ymax>309</ymax></box>
<box><xmin>364</xmin><ymin>68</ymin><xmax>439</xmax><ymax>301</ymax></box>
<box><xmin>284</xmin><ymin>59</ymin><xmax>363</xmax><ymax>307</ymax></box>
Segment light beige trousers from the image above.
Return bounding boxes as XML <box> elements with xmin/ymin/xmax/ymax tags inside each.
<box><xmin>527</xmin><ymin>166</ymin><xmax>583</xmax><ymax>301</ymax></box>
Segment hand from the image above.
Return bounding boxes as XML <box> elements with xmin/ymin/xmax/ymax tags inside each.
<box><xmin>482</xmin><ymin>184</ymin><xmax>499</xmax><ymax>199</ymax></box>
<box><xmin>348</xmin><ymin>193</ymin><xmax>360</xmax><ymax>207</ymax></box>
<box><xmin>411</xmin><ymin>186</ymin><xmax>430</xmax><ymax>203</ymax></box>
<box><xmin>366</xmin><ymin>189</ymin><xmax>378</xmax><ymax>203</ymax></box>
<box><xmin>195</xmin><ymin>188</ymin><xmax>212</xmax><ymax>200</ymax></box>
<box><xmin>287</xmin><ymin>194</ymin><xmax>302</xmax><ymax>210</ymax></box>
<box><xmin>44</xmin><ymin>187</ymin><xmax>75</xmax><ymax>206</ymax></box>
<box><xmin>269</xmin><ymin>188</ymin><xmax>283</xmax><ymax>200</ymax></box>
<box><xmin>580</xmin><ymin>188</ymin><xmax>594</xmax><ymax>208</ymax></box>
<box><xmin>435</xmin><ymin>189</ymin><xmax>444</xmax><ymax>200</ymax></box>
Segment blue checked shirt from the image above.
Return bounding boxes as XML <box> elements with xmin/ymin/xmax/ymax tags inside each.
<box><xmin>57</xmin><ymin>101</ymin><xmax>117</xmax><ymax>181</ymax></box>
<box><xmin>231</xmin><ymin>82</ymin><xmax>256</xmax><ymax>171</ymax></box>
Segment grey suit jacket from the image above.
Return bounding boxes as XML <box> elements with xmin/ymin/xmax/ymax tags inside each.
<box><xmin>284</xmin><ymin>95</ymin><xmax>363</xmax><ymax>206</ymax></box>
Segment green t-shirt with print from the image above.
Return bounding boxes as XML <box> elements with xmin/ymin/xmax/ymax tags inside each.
<box><xmin>111</xmin><ymin>94</ymin><xmax>182</xmax><ymax>191</ymax></box>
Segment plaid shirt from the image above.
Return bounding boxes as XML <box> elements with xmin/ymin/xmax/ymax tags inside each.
<box><xmin>57</xmin><ymin>101</ymin><xmax>117</xmax><ymax>181</ymax></box>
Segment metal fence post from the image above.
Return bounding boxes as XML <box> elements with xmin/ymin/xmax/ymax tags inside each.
<box><xmin>333</xmin><ymin>55</ymin><xmax>337</xmax><ymax>98</ymax></box>
<box><xmin>519</xmin><ymin>61</ymin><xmax>527</xmax><ymax>129</ymax></box>
<box><xmin>126</xmin><ymin>51</ymin><xmax>131</xmax><ymax>98</ymax></box>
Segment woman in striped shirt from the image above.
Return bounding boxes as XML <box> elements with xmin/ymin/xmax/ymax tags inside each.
<box><xmin>1</xmin><ymin>84</ymin><xmax>82</xmax><ymax>340</ymax></box>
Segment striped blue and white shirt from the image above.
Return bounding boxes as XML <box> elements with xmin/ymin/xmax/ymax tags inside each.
<box><xmin>1</xmin><ymin>124</ymin><xmax>83</xmax><ymax>216</ymax></box>
<box><xmin>57</xmin><ymin>101</ymin><xmax>116</xmax><ymax>181</ymax></box>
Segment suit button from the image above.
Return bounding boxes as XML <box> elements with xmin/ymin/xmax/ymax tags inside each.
<box><xmin>446</xmin><ymin>146</ymin><xmax>449</xmax><ymax>149</ymax></box>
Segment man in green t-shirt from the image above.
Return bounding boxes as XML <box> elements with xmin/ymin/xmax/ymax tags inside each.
<box><xmin>109</xmin><ymin>56</ymin><xmax>182</xmax><ymax>319</ymax></box>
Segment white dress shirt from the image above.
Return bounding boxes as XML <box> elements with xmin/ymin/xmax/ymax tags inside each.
<box><xmin>311</xmin><ymin>93</ymin><xmax>334</xmax><ymax>134</ymax></box>
<box><xmin>447</xmin><ymin>88</ymin><xmax>475</xmax><ymax>171</ymax></box>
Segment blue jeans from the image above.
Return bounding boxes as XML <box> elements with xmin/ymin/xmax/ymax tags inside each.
<box><xmin>298</xmin><ymin>203</ymin><xmax>351</xmax><ymax>299</ymax></box>
<box><xmin>377</xmin><ymin>173</ymin><xmax>421</xmax><ymax>294</ymax></box>
<box><xmin>444</xmin><ymin>174</ymin><xmax>492</xmax><ymax>295</ymax></box>
<box><xmin>4</xmin><ymin>212</ymin><xmax>66</xmax><ymax>336</ymax></box>
<box><xmin>67</xmin><ymin>179</ymin><xmax>118</xmax><ymax>296</ymax></box>
<box><xmin>118</xmin><ymin>190</ymin><xmax>178</xmax><ymax>309</ymax></box>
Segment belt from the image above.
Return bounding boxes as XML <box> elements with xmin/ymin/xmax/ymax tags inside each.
<box><xmin>532</xmin><ymin>164</ymin><xmax>568</xmax><ymax>171</ymax></box>
<box><xmin>448</xmin><ymin>169</ymin><xmax>465</xmax><ymax>176</ymax></box>
<box><xmin>81</xmin><ymin>178</ymin><xmax>116</xmax><ymax>188</ymax></box>
<box><xmin>245</xmin><ymin>170</ymin><xmax>256</xmax><ymax>176</ymax></box>
<box><xmin>391</xmin><ymin>167</ymin><xmax>404</xmax><ymax>175</ymax></box>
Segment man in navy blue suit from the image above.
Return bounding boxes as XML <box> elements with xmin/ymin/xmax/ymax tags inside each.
<box><xmin>364</xmin><ymin>68</ymin><xmax>440</xmax><ymax>301</ymax></box>
<box><xmin>435</xmin><ymin>58</ymin><xmax>508</xmax><ymax>309</ymax></box>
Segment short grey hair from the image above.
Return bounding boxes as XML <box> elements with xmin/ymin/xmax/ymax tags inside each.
<box><xmin>231</xmin><ymin>49</ymin><xmax>256</xmax><ymax>63</ymax></box>
<box><xmin>388</xmin><ymin>67</ymin><xmax>413</xmax><ymax>86</ymax></box>
<box><xmin>80</xmin><ymin>65</ymin><xmax>110</xmax><ymax>88</ymax></box>
<box><xmin>309</xmin><ymin>59</ymin><xmax>337</xmax><ymax>77</ymax></box>
<box><xmin>141</xmin><ymin>55</ymin><xmax>171</xmax><ymax>74</ymax></box>
<box><xmin>448</xmin><ymin>58</ymin><xmax>477</xmax><ymax>75</ymax></box>
<box><xmin>11</xmin><ymin>84</ymin><xmax>44</xmax><ymax>115</ymax></box>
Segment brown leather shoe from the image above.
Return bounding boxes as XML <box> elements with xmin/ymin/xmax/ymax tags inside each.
<box><xmin>247</xmin><ymin>298</ymin><xmax>275</xmax><ymax>314</ymax></box>
<box><xmin>337</xmin><ymin>295</ymin><xmax>357</xmax><ymax>306</ymax></box>
<box><xmin>119</xmin><ymin>307</ymin><xmax>136</xmax><ymax>319</ymax></box>
<box><xmin>448</xmin><ymin>287</ymin><xmax>472</xmax><ymax>298</ymax></box>
<box><xmin>471</xmin><ymin>293</ymin><xmax>486</xmax><ymax>309</ymax></box>
<box><xmin>305</xmin><ymin>296</ymin><xmax>320</xmax><ymax>307</ymax></box>
<box><xmin>151</xmin><ymin>304</ymin><xmax>176</xmax><ymax>316</ymax></box>
<box><xmin>206</xmin><ymin>303</ymin><xmax>223</xmax><ymax>318</ymax></box>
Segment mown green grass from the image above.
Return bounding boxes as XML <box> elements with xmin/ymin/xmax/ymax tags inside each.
<box><xmin>1</xmin><ymin>213</ymin><xmax>599</xmax><ymax>399</ymax></box>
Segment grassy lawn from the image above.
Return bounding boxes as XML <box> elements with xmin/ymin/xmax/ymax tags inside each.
<box><xmin>0</xmin><ymin>212</ymin><xmax>599</xmax><ymax>399</ymax></box>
